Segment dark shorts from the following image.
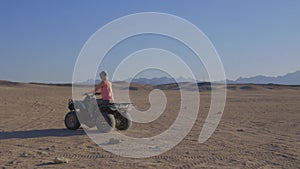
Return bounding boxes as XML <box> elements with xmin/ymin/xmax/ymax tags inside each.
<box><xmin>96</xmin><ymin>99</ymin><xmax>110</xmax><ymax>105</ymax></box>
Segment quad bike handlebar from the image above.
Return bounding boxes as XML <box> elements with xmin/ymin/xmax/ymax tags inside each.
<box><xmin>83</xmin><ymin>92</ymin><xmax>101</xmax><ymax>97</ymax></box>
<box><xmin>80</xmin><ymin>92</ymin><xmax>132</xmax><ymax>109</ymax></box>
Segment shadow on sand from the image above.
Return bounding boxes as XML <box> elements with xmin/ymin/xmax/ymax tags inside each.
<box><xmin>0</xmin><ymin>128</ymin><xmax>86</xmax><ymax>140</ymax></box>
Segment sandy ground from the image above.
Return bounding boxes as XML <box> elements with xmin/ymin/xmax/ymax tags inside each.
<box><xmin>0</xmin><ymin>82</ymin><xmax>299</xmax><ymax>169</ymax></box>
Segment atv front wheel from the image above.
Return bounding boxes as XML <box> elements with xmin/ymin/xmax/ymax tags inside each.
<box><xmin>115</xmin><ymin>113</ymin><xmax>132</xmax><ymax>130</ymax></box>
<box><xmin>65</xmin><ymin>111</ymin><xmax>81</xmax><ymax>130</ymax></box>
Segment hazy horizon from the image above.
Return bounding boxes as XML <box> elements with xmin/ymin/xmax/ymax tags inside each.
<box><xmin>2</xmin><ymin>69</ymin><xmax>300</xmax><ymax>85</ymax></box>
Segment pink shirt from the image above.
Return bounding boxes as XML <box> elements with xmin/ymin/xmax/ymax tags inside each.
<box><xmin>100</xmin><ymin>80</ymin><xmax>114</xmax><ymax>101</ymax></box>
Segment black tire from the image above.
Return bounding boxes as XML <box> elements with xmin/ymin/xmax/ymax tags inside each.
<box><xmin>65</xmin><ymin>111</ymin><xmax>81</xmax><ymax>130</ymax></box>
<box><xmin>115</xmin><ymin>113</ymin><xmax>132</xmax><ymax>130</ymax></box>
<box><xmin>96</xmin><ymin>114</ymin><xmax>115</xmax><ymax>133</ymax></box>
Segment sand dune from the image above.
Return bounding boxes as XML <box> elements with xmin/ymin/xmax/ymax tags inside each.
<box><xmin>0</xmin><ymin>82</ymin><xmax>299</xmax><ymax>168</ymax></box>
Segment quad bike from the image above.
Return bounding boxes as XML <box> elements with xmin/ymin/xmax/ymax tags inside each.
<box><xmin>65</xmin><ymin>93</ymin><xmax>132</xmax><ymax>133</ymax></box>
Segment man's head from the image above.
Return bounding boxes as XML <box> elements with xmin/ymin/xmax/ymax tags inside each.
<box><xmin>100</xmin><ymin>71</ymin><xmax>108</xmax><ymax>81</ymax></box>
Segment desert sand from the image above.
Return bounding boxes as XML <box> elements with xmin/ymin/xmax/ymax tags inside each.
<box><xmin>0</xmin><ymin>81</ymin><xmax>299</xmax><ymax>168</ymax></box>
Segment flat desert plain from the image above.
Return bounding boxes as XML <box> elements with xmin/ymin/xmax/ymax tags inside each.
<box><xmin>0</xmin><ymin>81</ymin><xmax>299</xmax><ymax>169</ymax></box>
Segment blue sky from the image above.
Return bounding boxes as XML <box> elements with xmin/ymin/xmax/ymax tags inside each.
<box><xmin>0</xmin><ymin>0</ymin><xmax>300</xmax><ymax>83</ymax></box>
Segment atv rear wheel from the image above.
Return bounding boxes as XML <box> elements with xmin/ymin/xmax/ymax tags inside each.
<box><xmin>65</xmin><ymin>111</ymin><xmax>81</xmax><ymax>130</ymax></box>
<box><xmin>96</xmin><ymin>114</ymin><xmax>115</xmax><ymax>133</ymax></box>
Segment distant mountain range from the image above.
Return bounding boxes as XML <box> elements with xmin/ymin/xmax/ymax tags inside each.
<box><xmin>228</xmin><ymin>70</ymin><xmax>300</xmax><ymax>85</ymax></box>
<box><xmin>128</xmin><ymin>71</ymin><xmax>300</xmax><ymax>85</ymax></box>
<box><xmin>80</xmin><ymin>70</ymin><xmax>300</xmax><ymax>85</ymax></box>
